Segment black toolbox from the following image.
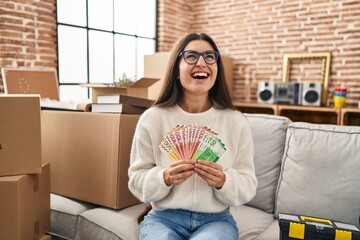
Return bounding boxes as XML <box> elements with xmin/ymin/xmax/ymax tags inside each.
<box><xmin>278</xmin><ymin>213</ymin><xmax>360</xmax><ymax>240</ymax></box>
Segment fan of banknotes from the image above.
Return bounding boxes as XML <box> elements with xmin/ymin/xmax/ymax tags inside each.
<box><xmin>159</xmin><ymin>125</ymin><xmax>227</xmax><ymax>162</ymax></box>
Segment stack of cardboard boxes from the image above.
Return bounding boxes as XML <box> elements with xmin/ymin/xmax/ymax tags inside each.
<box><xmin>0</xmin><ymin>95</ymin><xmax>51</xmax><ymax>240</ymax></box>
<box><xmin>40</xmin><ymin>77</ymin><xmax>151</xmax><ymax>211</ymax></box>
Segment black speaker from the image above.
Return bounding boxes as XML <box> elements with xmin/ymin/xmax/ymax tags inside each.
<box><xmin>257</xmin><ymin>81</ymin><xmax>275</xmax><ymax>104</ymax></box>
<box><xmin>302</xmin><ymin>82</ymin><xmax>322</xmax><ymax>106</ymax></box>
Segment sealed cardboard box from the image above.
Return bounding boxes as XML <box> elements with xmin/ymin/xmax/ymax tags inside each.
<box><xmin>41</xmin><ymin>110</ymin><xmax>141</xmax><ymax>209</ymax></box>
<box><xmin>0</xmin><ymin>163</ymin><xmax>50</xmax><ymax>240</ymax></box>
<box><xmin>90</xmin><ymin>77</ymin><xmax>160</xmax><ymax>102</ymax></box>
<box><xmin>0</xmin><ymin>94</ymin><xmax>42</xmax><ymax>177</ymax></box>
<box><xmin>144</xmin><ymin>52</ymin><xmax>234</xmax><ymax>96</ymax></box>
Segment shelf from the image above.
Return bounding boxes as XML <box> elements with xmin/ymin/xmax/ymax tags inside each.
<box><xmin>277</xmin><ymin>105</ymin><xmax>341</xmax><ymax>125</ymax></box>
<box><xmin>233</xmin><ymin>102</ymin><xmax>344</xmax><ymax>125</ymax></box>
<box><xmin>340</xmin><ymin>108</ymin><xmax>360</xmax><ymax>126</ymax></box>
<box><xmin>233</xmin><ymin>102</ymin><xmax>278</xmax><ymax>115</ymax></box>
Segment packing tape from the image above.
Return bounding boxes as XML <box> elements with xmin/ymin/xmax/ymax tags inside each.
<box><xmin>33</xmin><ymin>175</ymin><xmax>39</xmax><ymax>192</ymax></box>
<box><xmin>34</xmin><ymin>219</ymin><xmax>39</xmax><ymax>238</ymax></box>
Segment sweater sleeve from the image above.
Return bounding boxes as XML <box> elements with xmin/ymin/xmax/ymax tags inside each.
<box><xmin>214</xmin><ymin>113</ymin><xmax>258</xmax><ymax>206</ymax></box>
<box><xmin>128</xmin><ymin>113</ymin><xmax>172</xmax><ymax>203</ymax></box>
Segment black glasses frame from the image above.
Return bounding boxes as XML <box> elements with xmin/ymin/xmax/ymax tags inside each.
<box><xmin>179</xmin><ymin>50</ymin><xmax>220</xmax><ymax>65</ymax></box>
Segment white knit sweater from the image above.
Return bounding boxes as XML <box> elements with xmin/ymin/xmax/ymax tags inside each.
<box><xmin>128</xmin><ymin>105</ymin><xmax>257</xmax><ymax>213</ymax></box>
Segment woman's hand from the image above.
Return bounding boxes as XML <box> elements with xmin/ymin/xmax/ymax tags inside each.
<box><xmin>163</xmin><ymin>159</ymin><xmax>195</xmax><ymax>186</ymax></box>
<box><xmin>194</xmin><ymin>160</ymin><xmax>226</xmax><ymax>189</ymax></box>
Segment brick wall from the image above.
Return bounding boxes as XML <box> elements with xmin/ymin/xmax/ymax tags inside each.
<box><xmin>157</xmin><ymin>0</ymin><xmax>193</xmax><ymax>51</ymax></box>
<box><xmin>1</xmin><ymin>0</ymin><xmax>359</xmax><ymax>106</ymax></box>
<box><xmin>158</xmin><ymin>0</ymin><xmax>360</xmax><ymax>107</ymax></box>
<box><xmin>0</xmin><ymin>0</ymin><xmax>56</xmax><ymax>92</ymax></box>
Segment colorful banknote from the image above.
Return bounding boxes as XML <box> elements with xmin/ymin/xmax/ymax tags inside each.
<box><xmin>159</xmin><ymin>125</ymin><xmax>226</xmax><ymax>162</ymax></box>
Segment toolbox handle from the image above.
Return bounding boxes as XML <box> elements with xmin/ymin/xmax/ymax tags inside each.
<box><xmin>300</xmin><ymin>216</ymin><xmax>333</xmax><ymax>225</ymax></box>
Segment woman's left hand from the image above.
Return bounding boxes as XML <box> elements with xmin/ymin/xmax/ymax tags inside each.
<box><xmin>194</xmin><ymin>160</ymin><xmax>226</xmax><ymax>189</ymax></box>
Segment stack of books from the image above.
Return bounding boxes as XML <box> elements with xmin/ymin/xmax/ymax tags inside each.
<box><xmin>91</xmin><ymin>94</ymin><xmax>154</xmax><ymax>114</ymax></box>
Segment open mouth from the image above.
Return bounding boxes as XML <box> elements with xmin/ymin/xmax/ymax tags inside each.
<box><xmin>192</xmin><ymin>72</ymin><xmax>209</xmax><ymax>80</ymax></box>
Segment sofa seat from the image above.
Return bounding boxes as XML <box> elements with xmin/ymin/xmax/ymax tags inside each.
<box><xmin>75</xmin><ymin>203</ymin><xmax>147</xmax><ymax>240</ymax></box>
<box><xmin>230</xmin><ymin>205</ymin><xmax>276</xmax><ymax>240</ymax></box>
<box><xmin>49</xmin><ymin>194</ymin><xmax>97</xmax><ymax>239</ymax></box>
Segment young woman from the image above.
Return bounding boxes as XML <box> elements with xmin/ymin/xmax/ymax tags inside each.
<box><xmin>128</xmin><ymin>33</ymin><xmax>257</xmax><ymax>240</ymax></box>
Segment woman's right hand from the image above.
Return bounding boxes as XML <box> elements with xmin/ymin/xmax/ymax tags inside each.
<box><xmin>163</xmin><ymin>159</ymin><xmax>195</xmax><ymax>186</ymax></box>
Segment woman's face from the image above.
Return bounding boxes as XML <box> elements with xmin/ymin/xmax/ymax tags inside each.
<box><xmin>178</xmin><ymin>40</ymin><xmax>218</xmax><ymax>97</ymax></box>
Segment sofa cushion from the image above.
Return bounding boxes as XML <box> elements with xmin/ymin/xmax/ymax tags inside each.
<box><xmin>254</xmin><ymin>220</ymin><xmax>279</xmax><ymax>240</ymax></box>
<box><xmin>275</xmin><ymin>122</ymin><xmax>360</xmax><ymax>227</ymax></box>
<box><xmin>75</xmin><ymin>203</ymin><xmax>147</xmax><ymax>240</ymax></box>
<box><xmin>230</xmin><ymin>205</ymin><xmax>276</xmax><ymax>240</ymax></box>
<box><xmin>49</xmin><ymin>193</ymin><xmax>96</xmax><ymax>239</ymax></box>
<box><xmin>244</xmin><ymin>114</ymin><xmax>291</xmax><ymax>213</ymax></box>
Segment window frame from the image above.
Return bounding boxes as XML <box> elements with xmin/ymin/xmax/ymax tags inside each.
<box><xmin>55</xmin><ymin>0</ymin><xmax>158</xmax><ymax>100</ymax></box>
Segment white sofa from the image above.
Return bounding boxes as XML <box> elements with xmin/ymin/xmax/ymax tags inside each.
<box><xmin>48</xmin><ymin>113</ymin><xmax>360</xmax><ymax>240</ymax></box>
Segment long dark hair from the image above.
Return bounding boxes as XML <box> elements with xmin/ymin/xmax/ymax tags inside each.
<box><xmin>154</xmin><ymin>33</ymin><xmax>235</xmax><ymax>109</ymax></box>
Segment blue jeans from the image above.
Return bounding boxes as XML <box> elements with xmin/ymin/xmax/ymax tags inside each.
<box><xmin>139</xmin><ymin>208</ymin><xmax>238</xmax><ymax>240</ymax></box>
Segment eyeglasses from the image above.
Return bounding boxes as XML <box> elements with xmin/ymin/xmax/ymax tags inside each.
<box><xmin>179</xmin><ymin>50</ymin><xmax>219</xmax><ymax>65</ymax></box>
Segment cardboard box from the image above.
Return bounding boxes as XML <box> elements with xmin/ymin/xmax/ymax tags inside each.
<box><xmin>0</xmin><ymin>94</ymin><xmax>42</xmax><ymax>177</ymax></box>
<box><xmin>0</xmin><ymin>163</ymin><xmax>50</xmax><ymax>240</ymax></box>
<box><xmin>144</xmin><ymin>52</ymin><xmax>234</xmax><ymax>96</ymax></box>
<box><xmin>90</xmin><ymin>77</ymin><xmax>160</xmax><ymax>102</ymax></box>
<box><xmin>41</xmin><ymin>110</ymin><xmax>141</xmax><ymax>209</ymax></box>
<box><xmin>39</xmin><ymin>235</ymin><xmax>51</xmax><ymax>240</ymax></box>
